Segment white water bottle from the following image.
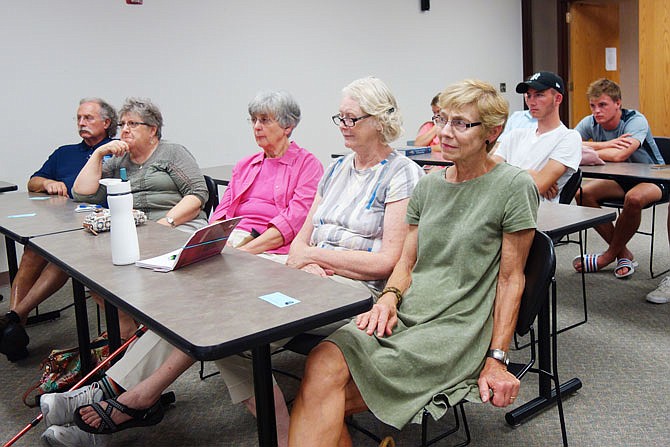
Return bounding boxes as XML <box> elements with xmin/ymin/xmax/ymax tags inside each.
<box><xmin>103</xmin><ymin>179</ymin><xmax>140</xmax><ymax>265</ymax></box>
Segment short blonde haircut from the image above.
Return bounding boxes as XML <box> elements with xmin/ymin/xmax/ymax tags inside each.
<box><xmin>342</xmin><ymin>76</ymin><xmax>403</xmax><ymax>144</ymax></box>
<box><xmin>586</xmin><ymin>78</ymin><xmax>621</xmax><ymax>102</ymax></box>
<box><xmin>438</xmin><ymin>79</ymin><xmax>509</xmax><ymax>153</ymax></box>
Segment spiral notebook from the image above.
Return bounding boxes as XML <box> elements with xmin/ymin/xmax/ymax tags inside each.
<box><xmin>135</xmin><ymin>216</ymin><xmax>242</xmax><ymax>272</ymax></box>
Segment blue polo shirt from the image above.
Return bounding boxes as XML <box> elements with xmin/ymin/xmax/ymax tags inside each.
<box><xmin>31</xmin><ymin>137</ymin><xmax>112</xmax><ymax>198</ymax></box>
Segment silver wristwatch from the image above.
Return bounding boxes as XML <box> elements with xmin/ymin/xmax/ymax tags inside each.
<box><xmin>487</xmin><ymin>349</ymin><xmax>509</xmax><ymax>366</ymax></box>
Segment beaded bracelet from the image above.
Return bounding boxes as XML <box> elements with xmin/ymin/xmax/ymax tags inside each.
<box><xmin>381</xmin><ymin>286</ymin><xmax>403</xmax><ymax>308</ymax></box>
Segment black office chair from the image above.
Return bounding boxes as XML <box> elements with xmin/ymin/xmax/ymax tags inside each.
<box><xmin>595</xmin><ymin>138</ymin><xmax>670</xmax><ymax>278</ymax></box>
<box><xmin>558</xmin><ymin>169</ymin><xmax>582</xmax><ymax>206</ymax></box>
<box><xmin>346</xmin><ymin>231</ymin><xmax>569</xmax><ymax>446</ymax></box>
<box><xmin>203</xmin><ymin>175</ymin><xmax>220</xmax><ymax>218</ymax></box>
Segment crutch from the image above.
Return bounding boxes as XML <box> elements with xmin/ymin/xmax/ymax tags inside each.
<box><xmin>3</xmin><ymin>326</ymin><xmax>152</xmax><ymax>447</ymax></box>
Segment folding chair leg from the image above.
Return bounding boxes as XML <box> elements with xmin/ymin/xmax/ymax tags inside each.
<box><xmin>199</xmin><ymin>360</ymin><xmax>220</xmax><ymax>380</ymax></box>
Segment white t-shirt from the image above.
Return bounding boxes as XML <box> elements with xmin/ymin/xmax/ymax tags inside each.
<box><xmin>495</xmin><ymin>123</ymin><xmax>582</xmax><ymax>202</ymax></box>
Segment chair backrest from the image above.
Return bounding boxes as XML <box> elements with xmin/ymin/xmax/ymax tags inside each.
<box><xmin>654</xmin><ymin>136</ymin><xmax>670</xmax><ymax>164</ymax></box>
<box><xmin>515</xmin><ymin>231</ymin><xmax>556</xmax><ymax>337</ymax></box>
<box><xmin>558</xmin><ymin>168</ymin><xmax>582</xmax><ymax>205</ymax></box>
<box><xmin>203</xmin><ymin>175</ymin><xmax>219</xmax><ymax>217</ymax></box>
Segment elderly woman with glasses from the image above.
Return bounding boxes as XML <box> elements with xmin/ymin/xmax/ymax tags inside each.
<box><xmin>287</xmin><ymin>76</ymin><xmax>424</xmax><ymax>288</ymax></box>
<box><xmin>73</xmin><ymin>97</ymin><xmax>208</xmax><ymax>231</ymax></box>
<box><xmin>209</xmin><ymin>90</ymin><xmax>324</xmax><ymax>255</ymax></box>
<box><xmin>41</xmin><ymin>91</ymin><xmax>324</xmax><ymax>447</ymax></box>
<box><xmin>288</xmin><ymin>80</ymin><xmax>539</xmax><ymax>446</ymax></box>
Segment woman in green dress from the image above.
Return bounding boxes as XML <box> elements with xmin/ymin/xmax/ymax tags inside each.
<box><xmin>288</xmin><ymin>80</ymin><xmax>540</xmax><ymax>446</ymax></box>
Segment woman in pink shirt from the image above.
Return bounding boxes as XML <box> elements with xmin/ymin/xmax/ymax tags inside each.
<box><xmin>209</xmin><ymin>90</ymin><xmax>324</xmax><ymax>256</ymax></box>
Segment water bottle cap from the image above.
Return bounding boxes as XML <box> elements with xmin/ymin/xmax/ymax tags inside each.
<box><xmin>102</xmin><ymin>179</ymin><xmax>131</xmax><ymax>194</ymax></box>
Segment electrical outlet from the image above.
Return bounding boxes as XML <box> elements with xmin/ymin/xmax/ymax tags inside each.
<box><xmin>499</xmin><ymin>83</ymin><xmax>506</xmax><ymax>93</ymax></box>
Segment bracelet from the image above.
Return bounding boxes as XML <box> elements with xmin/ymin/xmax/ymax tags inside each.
<box><xmin>381</xmin><ymin>286</ymin><xmax>403</xmax><ymax>308</ymax></box>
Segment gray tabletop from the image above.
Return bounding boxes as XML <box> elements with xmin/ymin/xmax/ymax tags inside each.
<box><xmin>537</xmin><ymin>202</ymin><xmax>616</xmax><ymax>239</ymax></box>
<box><xmin>0</xmin><ymin>192</ymin><xmax>85</xmax><ymax>243</ymax></box>
<box><xmin>202</xmin><ymin>165</ymin><xmax>234</xmax><ymax>186</ymax></box>
<box><xmin>581</xmin><ymin>163</ymin><xmax>670</xmax><ymax>184</ymax></box>
<box><xmin>330</xmin><ymin>151</ymin><xmax>453</xmax><ymax>167</ymax></box>
<box><xmin>28</xmin><ymin>222</ymin><xmax>373</xmax><ymax>360</ymax></box>
<box><xmin>0</xmin><ymin>181</ymin><xmax>18</xmax><ymax>193</ymax></box>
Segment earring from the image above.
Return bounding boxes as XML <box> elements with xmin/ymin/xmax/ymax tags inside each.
<box><xmin>485</xmin><ymin>140</ymin><xmax>490</xmax><ymax>145</ymax></box>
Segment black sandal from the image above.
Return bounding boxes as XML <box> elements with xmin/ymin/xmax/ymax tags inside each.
<box><xmin>74</xmin><ymin>397</ymin><xmax>164</xmax><ymax>434</ymax></box>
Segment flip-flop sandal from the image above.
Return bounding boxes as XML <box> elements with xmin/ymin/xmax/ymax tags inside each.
<box><xmin>614</xmin><ymin>258</ymin><xmax>637</xmax><ymax>279</ymax></box>
<box><xmin>74</xmin><ymin>397</ymin><xmax>164</xmax><ymax>435</ymax></box>
<box><xmin>572</xmin><ymin>253</ymin><xmax>603</xmax><ymax>273</ymax></box>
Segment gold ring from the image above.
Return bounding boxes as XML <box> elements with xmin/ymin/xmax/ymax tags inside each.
<box><xmin>510</xmin><ymin>396</ymin><xmax>517</xmax><ymax>400</ymax></box>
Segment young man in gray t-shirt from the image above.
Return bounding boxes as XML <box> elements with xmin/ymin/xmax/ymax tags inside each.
<box><xmin>573</xmin><ymin>78</ymin><xmax>666</xmax><ymax>281</ymax></box>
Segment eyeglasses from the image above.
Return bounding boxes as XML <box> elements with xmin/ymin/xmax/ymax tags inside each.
<box><xmin>331</xmin><ymin>114</ymin><xmax>371</xmax><ymax>128</ymax></box>
<box><xmin>248</xmin><ymin>117</ymin><xmax>276</xmax><ymax>127</ymax></box>
<box><xmin>432</xmin><ymin>115</ymin><xmax>482</xmax><ymax>132</ymax></box>
<box><xmin>117</xmin><ymin>121</ymin><xmax>150</xmax><ymax>129</ymax></box>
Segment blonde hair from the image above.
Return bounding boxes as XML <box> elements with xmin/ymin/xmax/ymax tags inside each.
<box><xmin>342</xmin><ymin>76</ymin><xmax>403</xmax><ymax>144</ymax></box>
<box><xmin>438</xmin><ymin>79</ymin><xmax>509</xmax><ymax>152</ymax></box>
<box><xmin>586</xmin><ymin>78</ymin><xmax>621</xmax><ymax>102</ymax></box>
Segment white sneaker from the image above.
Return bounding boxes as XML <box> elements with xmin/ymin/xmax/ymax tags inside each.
<box><xmin>41</xmin><ymin>425</ymin><xmax>108</xmax><ymax>447</ymax></box>
<box><xmin>646</xmin><ymin>276</ymin><xmax>670</xmax><ymax>304</ymax></box>
<box><xmin>40</xmin><ymin>383</ymin><xmax>103</xmax><ymax>427</ymax></box>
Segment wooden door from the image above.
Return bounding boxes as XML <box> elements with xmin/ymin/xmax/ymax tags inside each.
<box><xmin>639</xmin><ymin>0</ymin><xmax>670</xmax><ymax>136</ymax></box>
<box><xmin>568</xmin><ymin>1</ymin><xmax>620</xmax><ymax>127</ymax></box>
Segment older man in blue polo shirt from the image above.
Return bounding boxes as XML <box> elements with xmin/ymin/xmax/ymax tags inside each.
<box><xmin>0</xmin><ymin>98</ymin><xmax>117</xmax><ymax>361</ymax></box>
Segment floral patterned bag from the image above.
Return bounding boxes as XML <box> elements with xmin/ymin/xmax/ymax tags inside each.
<box><xmin>82</xmin><ymin>208</ymin><xmax>147</xmax><ymax>235</ymax></box>
<box><xmin>22</xmin><ymin>333</ymin><xmax>110</xmax><ymax>407</ymax></box>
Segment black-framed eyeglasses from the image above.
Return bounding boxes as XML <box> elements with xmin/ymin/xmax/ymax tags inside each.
<box><xmin>432</xmin><ymin>115</ymin><xmax>482</xmax><ymax>132</ymax></box>
<box><xmin>117</xmin><ymin>121</ymin><xmax>150</xmax><ymax>129</ymax></box>
<box><xmin>248</xmin><ymin>116</ymin><xmax>276</xmax><ymax>127</ymax></box>
<box><xmin>331</xmin><ymin>114</ymin><xmax>372</xmax><ymax>128</ymax></box>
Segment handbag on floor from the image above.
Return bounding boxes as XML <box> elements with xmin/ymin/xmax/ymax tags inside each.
<box><xmin>21</xmin><ymin>332</ymin><xmax>110</xmax><ymax>407</ymax></box>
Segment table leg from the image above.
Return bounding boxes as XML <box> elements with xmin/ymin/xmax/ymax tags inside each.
<box><xmin>72</xmin><ymin>278</ymin><xmax>93</xmax><ymax>374</ymax></box>
<box><xmin>104</xmin><ymin>300</ymin><xmax>121</xmax><ymax>354</ymax></box>
<box><xmin>252</xmin><ymin>344</ymin><xmax>278</xmax><ymax>447</ymax></box>
<box><xmin>6</xmin><ymin>236</ymin><xmax>18</xmax><ymax>285</ymax></box>
<box><xmin>505</xmin><ymin>286</ymin><xmax>582</xmax><ymax>426</ymax></box>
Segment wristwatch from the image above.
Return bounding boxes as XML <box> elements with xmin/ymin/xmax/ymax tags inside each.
<box><xmin>487</xmin><ymin>349</ymin><xmax>509</xmax><ymax>366</ymax></box>
<box><xmin>165</xmin><ymin>216</ymin><xmax>176</xmax><ymax>227</ymax></box>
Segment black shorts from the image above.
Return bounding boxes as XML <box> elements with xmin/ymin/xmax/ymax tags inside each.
<box><xmin>615</xmin><ymin>179</ymin><xmax>668</xmax><ymax>199</ymax></box>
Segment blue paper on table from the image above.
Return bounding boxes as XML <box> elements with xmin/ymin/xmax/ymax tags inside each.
<box><xmin>395</xmin><ymin>146</ymin><xmax>431</xmax><ymax>156</ymax></box>
<box><xmin>259</xmin><ymin>292</ymin><xmax>300</xmax><ymax>308</ymax></box>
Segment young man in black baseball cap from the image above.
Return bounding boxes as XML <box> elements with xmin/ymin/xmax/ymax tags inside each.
<box><xmin>494</xmin><ymin>71</ymin><xmax>581</xmax><ymax>203</ymax></box>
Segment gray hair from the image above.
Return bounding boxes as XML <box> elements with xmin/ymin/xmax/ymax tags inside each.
<box><xmin>119</xmin><ymin>98</ymin><xmax>164</xmax><ymax>139</ymax></box>
<box><xmin>248</xmin><ymin>90</ymin><xmax>301</xmax><ymax>135</ymax></box>
<box><xmin>342</xmin><ymin>77</ymin><xmax>403</xmax><ymax>144</ymax></box>
<box><xmin>79</xmin><ymin>97</ymin><xmax>118</xmax><ymax>138</ymax></box>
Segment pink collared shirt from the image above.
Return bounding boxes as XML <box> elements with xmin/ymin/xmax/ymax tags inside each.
<box><xmin>209</xmin><ymin>141</ymin><xmax>323</xmax><ymax>254</ymax></box>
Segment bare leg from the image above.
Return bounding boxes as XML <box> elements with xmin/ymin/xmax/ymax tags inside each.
<box><xmin>78</xmin><ymin>347</ymin><xmax>195</xmax><ymax>429</ymax></box>
<box><xmin>10</xmin><ymin>248</ymin><xmax>69</xmax><ymax>324</ymax></box>
<box><xmin>606</xmin><ymin>183</ymin><xmax>662</xmax><ymax>275</ymax></box>
<box><xmin>244</xmin><ymin>385</ymin><xmax>290</xmax><ymax>447</ymax></box>
<box><xmin>578</xmin><ymin>181</ymin><xmax>662</xmax><ymax>274</ymax></box>
<box><xmin>289</xmin><ymin>342</ymin><xmax>367</xmax><ymax>447</ymax></box>
<box><xmin>90</xmin><ymin>293</ymin><xmax>139</xmax><ymax>340</ymax></box>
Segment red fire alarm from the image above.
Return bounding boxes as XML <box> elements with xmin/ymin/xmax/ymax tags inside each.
<box><xmin>126</xmin><ymin>0</ymin><xmax>143</xmax><ymax>4</ymax></box>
